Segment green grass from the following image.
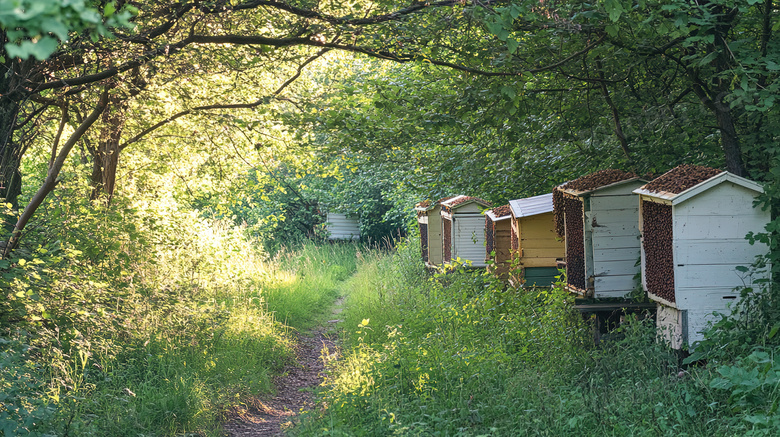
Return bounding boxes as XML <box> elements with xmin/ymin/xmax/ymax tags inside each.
<box><xmin>293</xmin><ymin>239</ymin><xmax>780</xmax><ymax>436</ymax></box>
<box><xmin>0</xmin><ymin>195</ymin><xmax>363</xmax><ymax>436</ymax></box>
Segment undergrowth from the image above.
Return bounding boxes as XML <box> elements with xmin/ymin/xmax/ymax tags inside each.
<box><xmin>0</xmin><ymin>187</ymin><xmax>360</xmax><ymax>436</ymax></box>
<box><xmin>296</xmin><ymin>238</ymin><xmax>780</xmax><ymax>436</ymax></box>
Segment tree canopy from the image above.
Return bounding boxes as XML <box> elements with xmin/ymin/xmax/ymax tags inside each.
<box><xmin>0</xmin><ymin>0</ymin><xmax>777</xmax><ymax>260</ymax></box>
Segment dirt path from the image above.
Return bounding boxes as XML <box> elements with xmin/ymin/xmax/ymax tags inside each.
<box><xmin>221</xmin><ymin>298</ymin><xmax>344</xmax><ymax>436</ymax></box>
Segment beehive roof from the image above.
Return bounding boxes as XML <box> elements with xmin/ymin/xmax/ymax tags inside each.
<box><xmin>634</xmin><ymin>167</ymin><xmax>763</xmax><ymax>204</ymax></box>
<box><xmin>509</xmin><ymin>193</ymin><xmax>554</xmax><ymax>218</ymax></box>
<box><xmin>415</xmin><ymin>195</ymin><xmax>458</xmax><ymax>212</ymax></box>
<box><xmin>486</xmin><ymin>204</ymin><xmax>512</xmax><ymax>221</ymax></box>
<box><xmin>442</xmin><ymin>195</ymin><xmax>491</xmax><ymax>208</ymax></box>
<box><xmin>556</xmin><ymin>169</ymin><xmax>640</xmax><ymax>196</ymax></box>
<box><xmin>639</xmin><ymin>165</ymin><xmax>722</xmax><ymax>195</ymax></box>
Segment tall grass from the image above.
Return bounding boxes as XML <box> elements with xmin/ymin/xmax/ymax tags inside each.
<box><xmin>296</xmin><ymin>238</ymin><xmax>776</xmax><ymax>436</ymax></box>
<box><xmin>0</xmin><ymin>191</ymin><xmax>360</xmax><ymax>436</ymax></box>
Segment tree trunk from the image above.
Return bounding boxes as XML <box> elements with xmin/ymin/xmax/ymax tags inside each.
<box><xmin>0</xmin><ymin>100</ymin><xmax>22</xmax><ymax>211</ymax></box>
<box><xmin>3</xmin><ymin>90</ymin><xmax>108</xmax><ymax>257</ymax></box>
<box><xmin>713</xmin><ymin>95</ymin><xmax>745</xmax><ymax>176</ymax></box>
<box><xmin>0</xmin><ymin>59</ymin><xmax>35</xmax><ymax>211</ymax></box>
<box><xmin>90</xmin><ymin>99</ymin><xmax>126</xmax><ymax>203</ymax></box>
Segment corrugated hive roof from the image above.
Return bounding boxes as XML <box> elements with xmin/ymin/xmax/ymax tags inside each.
<box><xmin>509</xmin><ymin>193</ymin><xmax>554</xmax><ymax>218</ymax></box>
<box><xmin>486</xmin><ymin>204</ymin><xmax>512</xmax><ymax>221</ymax></box>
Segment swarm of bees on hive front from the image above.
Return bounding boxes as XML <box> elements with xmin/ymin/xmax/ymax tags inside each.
<box><xmin>642</xmin><ymin>200</ymin><xmax>675</xmax><ymax>302</ymax></box>
<box><xmin>563</xmin><ymin>196</ymin><xmax>586</xmax><ymax>290</ymax></box>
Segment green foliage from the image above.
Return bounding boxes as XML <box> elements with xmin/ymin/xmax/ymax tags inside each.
<box><xmin>0</xmin><ymin>176</ymin><xmax>360</xmax><ymax>436</ymax></box>
<box><xmin>295</xmin><ymin>237</ymin><xmax>780</xmax><ymax>436</ymax></box>
<box><xmin>0</xmin><ymin>0</ymin><xmax>136</xmax><ymax>60</ymax></box>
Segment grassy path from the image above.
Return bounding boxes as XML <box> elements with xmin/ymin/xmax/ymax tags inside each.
<box><xmin>221</xmin><ymin>297</ymin><xmax>345</xmax><ymax>436</ymax></box>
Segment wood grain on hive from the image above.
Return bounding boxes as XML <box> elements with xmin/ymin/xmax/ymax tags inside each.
<box><xmin>485</xmin><ymin>204</ymin><xmax>513</xmax><ymax>276</ymax></box>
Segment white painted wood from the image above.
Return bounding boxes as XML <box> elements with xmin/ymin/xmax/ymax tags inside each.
<box><xmin>595</xmin><ymin>288</ymin><xmax>636</xmax><ymax>299</ymax></box>
<box><xmin>590</xmin><ymin>194</ymin><xmax>639</xmax><ymax>211</ymax></box>
<box><xmin>673</xmin><ymin>214</ymin><xmax>768</xmax><ymax>240</ymax></box>
<box><xmin>452</xmin><ymin>215</ymin><xmax>487</xmax><ymax>266</ymax></box>
<box><xmin>676</xmin><ymin>286</ymin><xmax>740</xmax><ymax>310</ymax></box>
<box><xmin>592</xmin><ymin>235</ymin><xmax>641</xmax><ymax>250</ymax></box>
<box><xmin>675</xmin><ymin>190</ymin><xmax>758</xmax><ymax>216</ymax></box>
<box><xmin>675</xmin><ymin>264</ymin><xmax>759</xmax><ymax>289</ymax></box>
<box><xmin>687</xmin><ymin>308</ymin><xmax>733</xmax><ymax>347</ymax></box>
<box><xmin>595</xmin><ymin>247</ymin><xmax>643</xmax><ymax>262</ymax></box>
<box><xmin>326</xmin><ymin>213</ymin><xmax>360</xmax><ymax>240</ymax></box>
<box><xmin>672</xmin><ymin>173</ymin><xmax>764</xmax><ymax>205</ymax></box>
<box><xmin>589</xmin><ymin>208</ymin><xmax>642</xmax><ymax>225</ymax></box>
<box><xmin>452</xmin><ymin>202</ymin><xmax>483</xmax><ymax>214</ymax></box>
<box><xmin>588</xmin><ymin>180</ymin><xmax>647</xmax><ymax>198</ymax></box>
<box><xmin>593</xmin><ymin>258</ymin><xmax>641</xmax><ymax>277</ymax></box>
<box><xmin>593</xmin><ymin>275</ymin><xmax>637</xmax><ymax>297</ymax></box>
<box><xmin>674</xmin><ymin>239</ymin><xmax>768</xmax><ymax>265</ymax></box>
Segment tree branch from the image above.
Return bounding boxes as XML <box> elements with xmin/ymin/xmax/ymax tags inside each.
<box><xmin>118</xmin><ymin>48</ymin><xmax>330</xmax><ymax>150</ymax></box>
<box><xmin>4</xmin><ymin>90</ymin><xmax>108</xmax><ymax>257</ymax></box>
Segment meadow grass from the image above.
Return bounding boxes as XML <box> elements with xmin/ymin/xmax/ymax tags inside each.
<box><xmin>0</xmin><ymin>194</ymin><xmax>362</xmax><ymax>436</ymax></box>
<box><xmin>295</xmin><ymin>239</ymin><xmax>777</xmax><ymax>436</ymax></box>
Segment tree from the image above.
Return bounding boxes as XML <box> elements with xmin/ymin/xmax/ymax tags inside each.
<box><xmin>0</xmin><ymin>0</ymin><xmax>514</xmax><ymax>253</ymax></box>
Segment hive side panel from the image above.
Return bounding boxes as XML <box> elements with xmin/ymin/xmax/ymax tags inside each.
<box><xmin>518</xmin><ymin>212</ymin><xmax>564</xmax><ymax>268</ymax></box>
<box><xmin>588</xmin><ymin>190</ymin><xmax>641</xmax><ymax>298</ymax></box>
<box><xmin>675</xmin><ymin>240</ymin><xmax>768</xmax><ymax>265</ymax></box>
<box><xmin>326</xmin><ymin>213</ymin><xmax>360</xmax><ymax>240</ymax></box>
<box><xmin>454</xmin><ymin>203</ymin><xmax>483</xmax><ymax>214</ymax></box>
<box><xmin>593</xmin><ymin>275</ymin><xmax>637</xmax><ymax>298</ymax></box>
<box><xmin>428</xmin><ymin>208</ymin><xmax>444</xmax><ymax>265</ymax></box>
<box><xmin>673</xmin><ymin>215</ymin><xmax>768</xmax><ymax>240</ymax></box>
<box><xmin>687</xmin><ymin>307</ymin><xmax>735</xmax><ymax>347</ymax></box>
<box><xmin>494</xmin><ymin>220</ymin><xmax>513</xmax><ymax>265</ymax></box>
<box><xmin>674</xmin><ymin>182</ymin><xmax>761</xmax><ymax>215</ymax></box>
<box><xmin>452</xmin><ymin>216</ymin><xmax>487</xmax><ymax>266</ymax></box>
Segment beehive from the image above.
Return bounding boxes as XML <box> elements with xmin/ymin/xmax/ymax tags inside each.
<box><xmin>325</xmin><ymin>212</ymin><xmax>360</xmax><ymax>240</ymax></box>
<box><xmin>415</xmin><ymin>197</ymin><xmax>454</xmax><ymax>266</ymax></box>
<box><xmin>634</xmin><ymin>165</ymin><xmax>770</xmax><ymax>348</ymax></box>
<box><xmin>441</xmin><ymin>195</ymin><xmax>491</xmax><ymax>267</ymax></box>
<box><xmin>507</xmin><ymin>193</ymin><xmax>565</xmax><ymax>286</ymax></box>
<box><xmin>553</xmin><ymin>170</ymin><xmax>646</xmax><ymax>298</ymax></box>
<box><xmin>485</xmin><ymin>204</ymin><xmax>513</xmax><ymax>276</ymax></box>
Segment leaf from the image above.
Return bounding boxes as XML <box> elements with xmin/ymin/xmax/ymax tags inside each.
<box><xmin>769</xmin><ymin>324</ymin><xmax>780</xmax><ymax>339</ymax></box>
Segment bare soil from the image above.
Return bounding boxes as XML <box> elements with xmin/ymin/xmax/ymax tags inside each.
<box><xmin>221</xmin><ymin>298</ymin><xmax>344</xmax><ymax>436</ymax></box>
